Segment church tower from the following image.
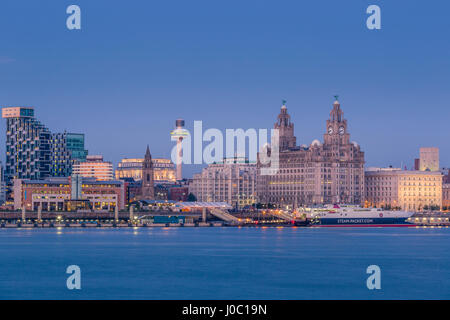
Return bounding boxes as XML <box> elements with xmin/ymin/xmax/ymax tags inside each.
<box><xmin>324</xmin><ymin>96</ymin><xmax>350</xmax><ymax>146</ymax></box>
<box><xmin>140</xmin><ymin>145</ymin><xmax>154</xmax><ymax>199</ymax></box>
<box><xmin>274</xmin><ymin>100</ymin><xmax>296</xmax><ymax>151</ymax></box>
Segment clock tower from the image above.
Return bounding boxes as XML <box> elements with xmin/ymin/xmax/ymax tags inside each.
<box><xmin>324</xmin><ymin>96</ymin><xmax>350</xmax><ymax>146</ymax></box>
<box><xmin>275</xmin><ymin>100</ymin><xmax>296</xmax><ymax>151</ymax></box>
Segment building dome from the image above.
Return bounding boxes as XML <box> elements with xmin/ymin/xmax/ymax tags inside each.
<box><xmin>311</xmin><ymin>139</ymin><xmax>321</xmax><ymax>147</ymax></box>
<box><xmin>300</xmin><ymin>144</ymin><xmax>308</xmax><ymax>149</ymax></box>
<box><xmin>351</xmin><ymin>141</ymin><xmax>359</xmax><ymax>148</ymax></box>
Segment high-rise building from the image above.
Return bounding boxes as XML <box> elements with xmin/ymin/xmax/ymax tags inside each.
<box><xmin>2</xmin><ymin>107</ymin><xmax>88</xmax><ymax>182</ymax></box>
<box><xmin>2</xmin><ymin>107</ymin><xmax>52</xmax><ymax>181</ymax></box>
<box><xmin>51</xmin><ymin>132</ymin><xmax>88</xmax><ymax>177</ymax></box>
<box><xmin>257</xmin><ymin>98</ymin><xmax>365</xmax><ymax>207</ymax></box>
<box><xmin>72</xmin><ymin>155</ymin><xmax>113</xmax><ymax>181</ymax></box>
<box><xmin>0</xmin><ymin>162</ymin><xmax>5</xmax><ymax>203</ymax></box>
<box><xmin>365</xmin><ymin>167</ymin><xmax>443</xmax><ymax>211</ymax></box>
<box><xmin>419</xmin><ymin>147</ymin><xmax>439</xmax><ymax>172</ymax></box>
<box><xmin>139</xmin><ymin>146</ymin><xmax>155</xmax><ymax>199</ymax></box>
<box><xmin>115</xmin><ymin>158</ymin><xmax>176</xmax><ymax>182</ymax></box>
<box><xmin>189</xmin><ymin>157</ymin><xmax>257</xmax><ymax>208</ymax></box>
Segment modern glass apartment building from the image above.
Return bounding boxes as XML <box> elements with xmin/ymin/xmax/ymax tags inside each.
<box><xmin>2</xmin><ymin>107</ymin><xmax>52</xmax><ymax>181</ymax></box>
<box><xmin>51</xmin><ymin>132</ymin><xmax>88</xmax><ymax>177</ymax></box>
<box><xmin>2</xmin><ymin>107</ymin><xmax>88</xmax><ymax>182</ymax></box>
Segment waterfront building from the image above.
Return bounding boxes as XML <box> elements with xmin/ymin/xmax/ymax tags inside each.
<box><xmin>13</xmin><ymin>176</ymin><xmax>126</xmax><ymax>211</ymax></box>
<box><xmin>419</xmin><ymin>147</ymin><xmax>439</xmax><ymax>172</ymax></box>
<box><xmin>0</xmin><ymin>162</ymin><xmax>5</xmax><ymax>203</ymax></box>
<box><xmin>72</xmin><ymin>155</ymin><xmax>113</xmax><ymax>181</ymax></box>
<box><xmin>169</xmin><ymin>186</ymin><xmax>189</xmax><ymax>201</ymax></box>
<box><xmin>443</xmin><ymin>183</ymin><xmax>450</xmax><ymax>210</ymax></box>
<box><xmin>365</xmin><ymin>167</ymin><xmax>443</xmax><ymax>211</ymax></box>
<box><xmin>443</xmin><ymin>171</ymin><xmax>450</xmax><ymax>210</ymax></box>
<box><xmin>51</xmin><ymin>132</ymin><xmax>88</xmax><ymax>177</ymax></box>
<box><xmin>139</xmin><ymin>146</ymin><xmax>155</xmax><ymax>200</ymax></box>
<box><xmin>257</xmin><ymin>99</ymin><xmax>365</xmax><ymax>207</ymax></box>
<box><xmin>2</xmin><ymin>107</ymin><xmax>52</xmax><ymax>181</ymax></box>
<box><xmin>2</xmin><ymin>107</ymin><xmax>88</xmax><ymax>182</ymax></box>
<box><xmin>189</xmin><ymin>157</ymin><xmax>257</xmax><ymax>209</ymax></box>
<box><xmin>115</xmin><ymin>158</ymin><xmax>176</xmax><ymax>183</ymax></box>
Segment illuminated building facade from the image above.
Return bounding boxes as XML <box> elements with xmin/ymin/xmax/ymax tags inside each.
<box><xmin>13</xmin><ymin>176</ymin><xmax>125</xmax><ymax>211</ymax></box>
<box><xmin>257</xmin><ymin>99</ymin><xmax>365</xmax><ymax>207</ymax></box>
<box><xmin>72</xmin><ymin>155</ymin><xmax>113</xmax><ymax>181</ymax></box>
<box><xmin>443</xmin><ymin>171</ymin><xmax>450</xmax><ymax>210</ymax></box>
<box><xmin>189</xmin><ymin>157</ymin><xmax>257</xmax><ymax>209</ymax></box>
<box><xmin>443</xmin><ymin>183</ymin><xmax>450</xmax><ymax>210</ymax></box>
<box><xmin>2</xmin><ymin>107</ymin><xmax>88</xmax><ymax>182</ymax></box>
<box><xmin>115</xmin><ymin>158</ymin><xmax>176</xmax><ymax>183</ymax></box>
<box><xmin>365</xmin><ymin>168</ymin><xmax>443</xmax><ymax>211</ymax></box>
<box><xmin>2</xmin><ymin>107</ymin><xmax>52</xmax><ymax>181</ymax></box>
<box><xmin>0</xmin><ymin>163</ymin><xmax>5</xmax><ymax>203</ymax></box>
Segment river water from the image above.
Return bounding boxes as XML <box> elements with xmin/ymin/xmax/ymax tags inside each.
<box><xmin>0</xmin><ymin>227</ymin><xmax>449</xmax><ymax>299</ymax></box>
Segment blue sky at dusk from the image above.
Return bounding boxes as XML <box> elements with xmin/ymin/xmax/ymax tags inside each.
<box><xmin>0</xmin><ymin>1</ymin><xmax>449</xmax><ymax>178</ymax></box>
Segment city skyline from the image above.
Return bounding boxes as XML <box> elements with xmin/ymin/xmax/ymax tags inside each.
<box><xmin>0</xmin><ymin>98</ymin><xmax>447</xmax><ymax>179</ymax></box>
<box><xmin>1</xmin><ymin>1</ymin><xmax>449</xmax><ymax>178</ymax></box>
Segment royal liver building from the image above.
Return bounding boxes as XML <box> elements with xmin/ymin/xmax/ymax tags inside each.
<box><xmin>257</xmin><ymin>98</ymin><xmax>365</xmax><ymax>207</ymax></box>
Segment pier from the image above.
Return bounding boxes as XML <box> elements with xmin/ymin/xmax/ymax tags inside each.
<box><xmin>0</xmin><ymin>206</ymin><xmax>304</xmax><ymax>228</ymax></box>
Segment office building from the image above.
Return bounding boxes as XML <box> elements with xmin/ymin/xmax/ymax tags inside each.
<box><xmin>189</xmin><ymin>157</ymin><xmax>257</xmax><ymax>208</ymax></box>
<box><xmin>72</xmin><ymin>155</ymin><xmax>113</xmax><ymax>181</ymax></box>
<box><xmin>51</xmin><ymin>132</ymin><xmax>88</xmax><ymax>177</ymax></box>
<box><xmin>2</xmin><ymin>107</ymin><xmax>87</xmax><ymax>182</ymax></box>
<box><xmin>2</xmin><ymin>107</ymin><xmax>52</xmax><ymax>181</ymax></box>
<box><xmin>13</xmin><ymin>176</ymin><xmax>126</xmax><ymax>211</ymax></box>
<box><xmin>257</xmin><ymin>98</ymin><xmax>365</xmax><ymax>207</ymax></box>
<box><xmin>443</xmin><ymin>171</ymin><xmax>450</xmax><ymax>210</ymax></box>
<box><xmin>365</xmin><ymin>167</ymin><xmax>443</xmax><ymax>211</ymax></box>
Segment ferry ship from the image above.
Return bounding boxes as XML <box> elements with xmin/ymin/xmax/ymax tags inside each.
<box><xmin>296</xmin><ymin>204</ymin><xmax>415</xmax><ymax>227</ymax></box>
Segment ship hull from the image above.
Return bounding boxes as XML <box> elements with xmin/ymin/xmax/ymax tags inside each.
<box><xmin>311</xmin><ymin>217</ymin><xmax>414</xmax><ymax>227</ymax></box>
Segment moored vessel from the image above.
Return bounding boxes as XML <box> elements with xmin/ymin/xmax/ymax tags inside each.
<box><xmin>296</xmin><ymin>204</ymin><xmax>415</xmax><ymax>227</ymax></box>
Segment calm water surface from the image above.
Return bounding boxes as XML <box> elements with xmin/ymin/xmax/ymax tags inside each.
<box><xmin>0</xmin><ymin>227</ymin><xmax>449</xmax><ymax>299</ymax></box>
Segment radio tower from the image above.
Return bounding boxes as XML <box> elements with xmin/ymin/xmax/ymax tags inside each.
<box><xmin>170</xmin><ymin>119</ymin><xmax>188</xmax><ymax>181</ymax></box>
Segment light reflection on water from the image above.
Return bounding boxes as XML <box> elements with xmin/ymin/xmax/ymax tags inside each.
<box><xmin>0</xmin><ymin>227</ymin><xmax>449</xmax><ymax>300</ymax></box>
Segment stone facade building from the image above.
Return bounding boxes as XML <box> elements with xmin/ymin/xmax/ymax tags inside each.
<box><xmin>189</xmin><ymin>157</ymin><xmax>257</xmax><ymax>209</ymax></box>
<box><xmin>115</xmin><ymin>158</ymin><xmax>176</xmax><ymax>183</ymax></box>
<box><xmin>443</xmin><ymin>172</ymin><xmax>450</xmax><ymax>210</ymax></box>
<box><xmin>257</xmin><ymin>99</ymin><xmax>365</xmax><ymax>207</ymax></box>
<box><xmin>365</xmin><ymin>168</ymin><xmax>443</xmax><ymax>211</ymax></box>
